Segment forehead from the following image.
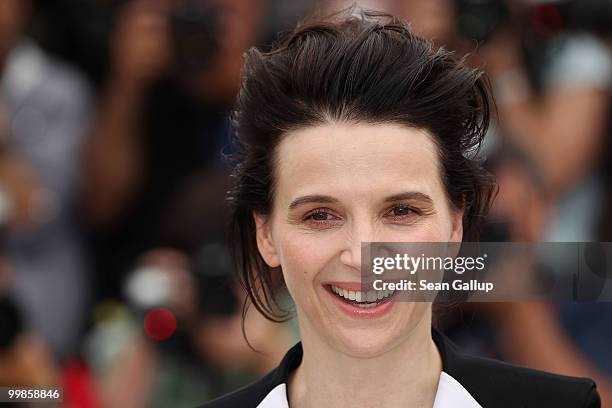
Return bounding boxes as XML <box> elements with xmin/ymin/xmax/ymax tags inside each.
<box><xmin>273</xmin><ymin>122</ymin><xmax>444</xmax><ymax>203</ymax></box>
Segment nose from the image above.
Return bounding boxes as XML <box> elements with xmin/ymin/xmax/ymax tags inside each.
<box><xmin>339</xmin><ymin>220</ymin><xmax>377</xmax><ymax>272</ymax></box>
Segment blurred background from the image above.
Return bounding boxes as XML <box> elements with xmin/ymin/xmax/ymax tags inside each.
<box><xmin>0</xmin><ymin>0</ymin><xmax>610</xmax><ymax>406</ymax></box>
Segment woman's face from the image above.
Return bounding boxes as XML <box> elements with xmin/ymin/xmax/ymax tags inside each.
<box><xmin>254</xmin><ymin>122</ymin><xmax>463</xmax><ymax>357</ymax></box>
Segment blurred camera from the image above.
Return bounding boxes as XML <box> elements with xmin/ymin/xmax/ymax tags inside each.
<box><xmin>191</xmin><ymin>242</ymin><xmax>238</xmax><ymax>317</ymax></box>
<box><xmin>455</xmin><ymin>0</ymin><xmax>510</xmax><ymax>43</ymax></box>
<box><xmin>557</xmin><ymin>0</ymin><xmax>612</xmax><ymax>36</ymax></box>
<box><xmin>124</xmin><ymin>242</ymin><xmax>237</xmax><ymax>319</ymax></box>
<box><xmin>455</xmin><ymin>0</ymin><xmax>612</xmax><ymax>44</ymax></box>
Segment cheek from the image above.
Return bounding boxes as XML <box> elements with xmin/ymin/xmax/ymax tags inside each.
<box><xmin>382</xmin><ymin>217</ymin><xmax>454</xmax><ymax>242</ymax></box>
<box><xmin>275</xmin><ymin>230</ymin><xmax>338</xmax><ymax>293</ymax></box>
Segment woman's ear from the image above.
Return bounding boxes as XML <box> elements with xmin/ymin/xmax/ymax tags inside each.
<box><xmin>253</xmin><ymin>211</ymin><xmax>281</xmax><ymax>267</ymax></box>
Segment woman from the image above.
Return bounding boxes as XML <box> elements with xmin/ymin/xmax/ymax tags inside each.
<box><xmin>199</xmin><ymin>9</ymin><xmax>600</xmax><ymax>408</ymax></box>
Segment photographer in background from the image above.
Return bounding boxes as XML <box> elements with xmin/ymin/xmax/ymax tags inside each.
<box><xmin>81</xmin><ymin>0</ymin><xmax>265</xmax><ymax>303</ymax></box>
<box><xmin>86</xmin><ymin>245</ymin><xmax>294</xmax><ymax>408</ymax></box>
<box><xmin>0</xmin><ymin>0</ymin><xmax>94</xmax><ymax>361</ymax></box>
<box><xmin>419</xmin><ymin>0</ymin><xmax>612</xmax><ymax>404</ymax></box>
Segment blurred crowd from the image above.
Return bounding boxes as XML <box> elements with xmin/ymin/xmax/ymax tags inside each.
<box><xmin>0</xmin><ymin>0</ymin><xmax>610</xmax><ymax>407</ymax></box>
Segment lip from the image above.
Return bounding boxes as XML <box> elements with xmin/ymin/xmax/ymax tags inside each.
<box><xmin>323</xmin><ymin>282</ymin><xmax>396</xmax><ymax>319</ymax></box>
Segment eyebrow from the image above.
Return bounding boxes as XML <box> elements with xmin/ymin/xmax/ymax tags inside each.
<box><xmin>288</xmin><ymin>191</ymin><xmax>434</xmax><ymax>210</ymax></box>
<box><xmin>288</xmin><ymin>195</ymin><xmax>339</xmax><ymax>210</ymax></box>
<box><xmin>383</xmin><ymin>192</ymin><xmax>434</xmax><ymax>204</ymax></box>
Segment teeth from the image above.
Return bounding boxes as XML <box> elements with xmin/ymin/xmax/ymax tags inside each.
<box><xmin>330</xmin><ymin>285</ymin><xmax>394</xmax><ymax>305</ymax></box>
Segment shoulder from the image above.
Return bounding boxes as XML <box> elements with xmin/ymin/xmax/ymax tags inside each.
<box><xmin>451</xmin><ymin>351</ymin><xmax>599</xmax><ymax>407</ymax></box>
<box><xmin>437</xmin><ymin>331</ymin><xmax>601</xmax><ymax>408</ymax></box>
<box><xmin>197</xmin><ymin>342</ymin><xmax>303</xmax><ymax>408</ymax></box>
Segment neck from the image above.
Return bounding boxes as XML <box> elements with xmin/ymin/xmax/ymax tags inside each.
<box><xmin>289</xmin><ymin>311</ymin><xmax>442</xmax><ymax>408</ymax></box>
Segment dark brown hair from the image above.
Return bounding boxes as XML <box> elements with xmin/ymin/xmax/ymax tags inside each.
<box><xmin>226</xmin><ymin>8</ymin><xmax>496</xmax><ymax>322</ymax></box>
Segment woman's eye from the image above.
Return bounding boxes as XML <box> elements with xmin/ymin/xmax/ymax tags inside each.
<box><xmin>304</xmin><ymin>209</ymin><xmax>340</xmax><ymax>224</ymax></box>
<box><xmin>311</xmin><ymin>211</ymin><xmax>331</xmax><ymax>221</ymax></box>
<box><xmin>386</xmin><ymin>205</ymin><xmax>418</xmax><ymax>219</ymax></box>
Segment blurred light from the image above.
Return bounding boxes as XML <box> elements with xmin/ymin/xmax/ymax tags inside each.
<box><xmin>124</xmin><ymin>266</ymin><xmax>171</xmax><ymax>309</ymax></box>
<box><xmin>531</xmin><ymin>4</ymin><xmax>565</xmax><ymax>35</ymax></box>
<box><xmin>144</xmin><ymin>307</ymin><xmax>176</xmax><ymax>341</ymax></box>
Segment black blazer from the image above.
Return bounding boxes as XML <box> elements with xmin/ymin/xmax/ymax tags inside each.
<box><xmin>198</xmin><ymin>329</ymin><xmax>600</xmax><ymax>407</ymax></box>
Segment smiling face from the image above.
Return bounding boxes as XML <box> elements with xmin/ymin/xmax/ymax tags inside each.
<box><xmin>254</xmin><ymin>122</ymin><xmax>463</xmax><ymax>357</ymax></box>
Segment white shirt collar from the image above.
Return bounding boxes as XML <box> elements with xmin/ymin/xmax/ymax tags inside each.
<box><xmin>257</xmin><ymin>384</ymin><xmax>289</xmax><ymax>408</ymax></box>
<box><xmin>433</xmin><ymin>372</ymin><xmax>482</xmax><ymax>408</ymax></box>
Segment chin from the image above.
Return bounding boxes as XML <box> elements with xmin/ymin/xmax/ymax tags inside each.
<box><xmin>323</xmin><ymin>305</ymin><xmax>426</xmax><ymax>359</ymax></box>
<box><xmin>328</xmin><ymin>327</ymin><xmax>400</xmax><ymax>358</ymax></box>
